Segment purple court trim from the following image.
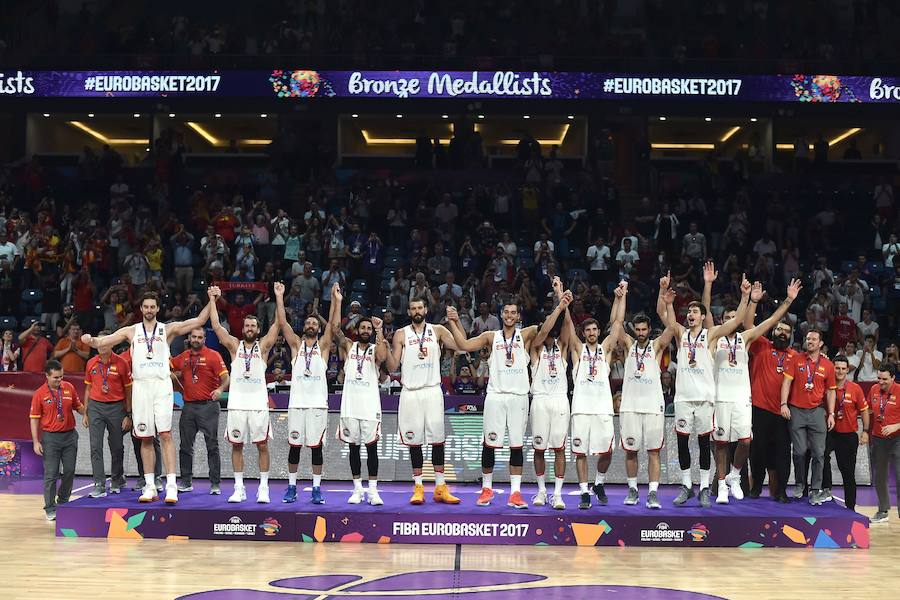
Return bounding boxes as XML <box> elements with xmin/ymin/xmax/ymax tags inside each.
<box><xmin>271</xmin><ymin>575</ymin><xmax>361</xmax><ymax>590</ymax></box>
<box><xmin>346</xmin><ymin>570</ymin><xmax>545</xmax><ymax>591</ymax></box>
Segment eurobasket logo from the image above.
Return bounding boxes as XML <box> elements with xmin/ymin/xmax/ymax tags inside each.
<box><xmin>688</xmin><ymin>523</ymin><xmax>709</xmax><ymax>542</ymax></box>
<box><xmin>213</xmin><ymin>516</ymin><xmax>258</xmax><ymax>536</ymax></box>
<box><xmin>640</xmin><ymin>522</ymin><xmax>685</xmax><ymax>543</ymax></box>
<box><xmin>259</xmin><ymin>518</ymin><xmax>281</xmax><ymax>537</ymax></box>
<box><xmin>0</xmin><ymin>71</ymin><xmax>35</xmax><ymax>95</ymax></box>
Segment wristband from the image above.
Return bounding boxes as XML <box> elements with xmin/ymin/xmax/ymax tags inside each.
<box><xmin>780</xmin><ymin>402</ymin><xmax>788</xmax><ymax>407</ymax></box>
<box><xmin>828</xmin><ymin>413</ymin><xmax>835</xmax><ymax>417</ymax></box>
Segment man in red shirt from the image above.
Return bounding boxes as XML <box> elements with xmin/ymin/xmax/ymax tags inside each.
<box><xmin>821</xmin><ymin>355</ymin><xmax>868</xmax><ymax>511</ymax></box>
<box><xmin>781</xmin><ymin>328</ymin><xmax>837</xmax><ymax>505</ymax></box>
<box><xmin>746</xmin><ymin>319</ymin><xmax>797</xmax><ymax>502</ymax></box>
<box><xmin>868</xmin><ymin>364</ymin><xmax>900</xmax><ymax>523</ymax></box>
<box><xmin>53</xmin><ymin>322</ymin><xmax>91</xmax><ymax>373</ymax></box>
<box><xmin>218</xmin><ymin>291</ymin><xmax>263</xmax><ymax>337</ymax></box>
<box><xmin>29</xmin><ymin>359</ymin><xmax>85</xmax><ymax>521</ymax></box>
<box><xmin>171</xmin><ymin>328</ymin><xmax>229</xmax><ymax>495</ymax></box>
<box><xmin>830</xmin><ymin>302</ymin><xmax>856</xmax><ymax>351</ymax></box>
<box><xmin>82</xmin><ymin>347</ymin><xmax>133</xmax><ymax>497</ymax></box>
<box><xmin>18</xmin><ymin>321</ymin><xmax>53</xmax><ymax>373</ymax></box>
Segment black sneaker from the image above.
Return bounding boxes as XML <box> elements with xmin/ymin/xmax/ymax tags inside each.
<box><xmin>578</xmin><ymin>493</ymin><xmax>591</xmax><ymax>509</ymax></box>
<box><xmin>592</xmin><ymin>483</ymin><xmax>608</xmax><ymax>506</ymax></box>
<box><xmin>775</xmin><ymin>492</ymin><xmax>791</xmax><ymax>504</ymax></box>
<box><xmin>748</xmin><ymin>485</ymin><xmax>762</xmax><ymax>499</ymax></box>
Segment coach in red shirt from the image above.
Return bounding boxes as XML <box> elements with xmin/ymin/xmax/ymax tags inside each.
<box><xmin>29</xmin><ymin>359</ymin><xmax>85</xmax><ymax>521</ymax></box>
<box><xmin>781</xmin><ymin>328</ymin><xmax>836</xmax><ymax>506</ymax></box>
<box><xmin>868</xmin><ymin>364</ymin><xmax>900</xmax><ymax>523</ymax></box>
<box><xmin>747</xmin><ymin>319</ymin><xmax>797</xmax><ymax>502</ymax></box>
<box><xmin>83</xmin><ymin>348</ymin><xmax>133</xmax><ymax>497</ymax></box>
<box><xmin>171</xmin><ymin>327</ymin><xmax>229</xmax><ymax>494</ymax></box>
<box><xmin>822</xmin><ymin>355</ymin><xmax>869</xmax><ymax>511</ymax></box>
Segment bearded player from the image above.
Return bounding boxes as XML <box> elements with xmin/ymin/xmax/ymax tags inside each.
<box><xmin>82</xmin><ymin>291</ymin><xmax>212</xmax><ymax>504</ymax></box>
<box><xmin>274</xmin><ymin>281</ymin><xmax>341</xmax><ymax>504</ymax></box>
<box><xmin>446</xmin><ymin>303</ymin><xmax>538</xmax><ymax>509</ymax></box>
<box><xmin>384</xmin><ymin>298</ymin><xmax>464</xmax><ymax>505</ymax></box>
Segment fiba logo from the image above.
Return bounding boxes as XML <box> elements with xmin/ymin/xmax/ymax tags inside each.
<box><xmin>343</xmin><ymin>428</ymin><xmax>351</xmax><ymax>437</ymax></box>
<box><xmin>488</xmin><ymin>432</ymin><xmax>498</xmax><ymax>442</ymax></box>
<box><xmin>716</xmin><ymin>427</ymin><xmax>725</xmax><ymax>437</ymax></box>
<box><xmin>229</xmin><ymin>516</ymin><xmax>241</xmax><ymax>524</ymax></box>
<box><xmin>290</xmin><ymin>431</ymin><xmax>300</xmax><ymax>440</ymax></box>
<box><xmin>677</xmin><ymin>419</ymin><xmax>687</xmax><ymax>429</ymax></box>
<box><xmin>405</xmin><ymin>431</ymin><xmax>415</xmax><ymax>440</ymax></box>
<box><xmin>625</xmin><ymin>436</ymin><xmax>635</xmax><ymax>446</ymax></box>
<box><xmin>572</xmin><ymin>438</ymin><xmax>582</xmax><ymax>447</ymax></box>
<box><xmin>231</xmin><ymin>429</ymin><xmax>241</xmax><ymax>438</ymax></box>
<box><xmin>137</xmin><ymin>423</ymin><xmax>147</xmax><ymax>432</ymax></box>
<box><xmin>533</xmin><ymin>435</ymin><xmax>543</xmax><ymax>445</ymax></box>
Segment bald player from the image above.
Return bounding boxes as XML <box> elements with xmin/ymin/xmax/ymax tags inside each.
<box><xmin>384</xmin><ymin>298</ymin><xmax>464</xmax><ymax>505</ymax></box>
<box><xmin>658</xmin><ymin>271</ymin><xmax>749</xmax><ymax>508</ymax></box>
<box><xmin>446</xmin><ymin>303</ymin><xmax>538</xmax><ymax>509</ymax></box>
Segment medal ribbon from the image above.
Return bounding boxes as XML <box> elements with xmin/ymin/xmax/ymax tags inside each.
<box><xmin>725</xmin><ymin>335</ymin><xmax>737</xmax><ymax>364</ymax></box>
<box><xmin>836</xmin><ymin>387</ymin><xmax>846</xmax><ymax>419</ymax></box>
<box><xmin>502</xmin><ymin>330</ymin><xmax>514</xmax><ymax>362</ymax></box>
<box><xmin>547</xmin><ymin>343</ymin><xmax>558</xmax><ymax>374</ymax></box>
<box><xmin>98</xmin><ymin>358</ymin><xmax>110</xmax><ymax>390</ymax></box>
<box><xmin>142</xmin><ymin>322</ymin><xmax>157</xmax><ymax>356</ymax></box>
<box><xmin>188</xmin><ymin>351</ymin><xmax>200</xmax><ymax>381</ymax></box>
<box><xmin>241</xmin><ymin>342</ymin><xmax>257</xmax><ymax>374</ymax></box>
<box><xmin>805</xmin><ymin>356</ymin><xmax>820</xmax><ymax>389</ymax></box>
<box><xmin>303</xmin><ymin>340</ymin><xmax>317</xmax><ymax>373</ymax></box>
<box><xmin>686</xmin><ymin>330</ymin><xmax>700</xmax><ymax>364</ymax></box>
<box><xmin>355</xmin><ymin>343</ymin><xmax>370</xmax><ymax>376</ymax></box>
<box><xmin>587</xmin><ymin>345</ymin><xmax>600</xmax><ymax>377</ymax></box>
<box><xmin>635</xmin><ymin>341</ymin><xmax>650</xmax><ymax>371</ymax></box>
<box><xmin>417</xmin><ymin>326</ymin><xmax>428</xmax><ymax>356</ymax></box>
<box><xmin>878</xmin><ymin>389</ymin><xmax>889</xmax><ymax>421</ymax></box>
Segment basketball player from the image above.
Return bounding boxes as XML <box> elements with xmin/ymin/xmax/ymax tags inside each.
<box><xmin>616</xmin><ymin>284</ymin><xmax>676</xmax><ymax>509</ymax></box>
<box><xmin>564</xmin><ymin>282</ymin><xmax>624</xmax><ymax>510</ymax></box>
<box><xmin>208</xmin><ymin>285</ymin><xmax>281</xmax><ymax>504</ymax></box>
<box><xmin>657</xmin><ymin>271</ymin><xmax>749</xmax><ymax>507</ymax></box>
<box><xmin>333</xmin><ymin>302</ymin><xmax>389</xmax><ymax>506</ymax></box>
<box><xmin>529</xmin><ymin>282</ymin><xmax>573</xmax><ymax>509</ymax></box>
<box><xmin>384</xmin><ymin>298</ymin><xmax>463</xmax><ymax>505</ymax></box>
<box><xmin>82</xmin><ymin>291</ymin><xmax>212</xmax><ymax>504</ymax></box>
<box><xmin>446</xmin><ymin>303</ymin><xmax>538</xmax><ymax>509</ymax></box>
<box><xmin>274</xmin><ymin>281</ymin><xmax>340</xmax><ymax>505</ymax></box>
<box><xmin>705</xmin><ymin>278</ymin><xmax>801</xmax><ymax>504</ymax></box>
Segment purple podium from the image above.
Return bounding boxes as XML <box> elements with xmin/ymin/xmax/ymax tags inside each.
<box><xmin>55</xmin><ymin>482</ymin><xmax>869</xmax><ymax>549</ymax></box>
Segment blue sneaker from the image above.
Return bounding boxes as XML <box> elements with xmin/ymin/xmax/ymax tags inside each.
<box><xmin>282</xmin><ymin>484</ymin><xmax>297</xmax><ymax>503</ymax></box>
<box><xmin>311</xmin><ymin>486</ymin><xmax>325</xmax><ymax>504</ymax></box>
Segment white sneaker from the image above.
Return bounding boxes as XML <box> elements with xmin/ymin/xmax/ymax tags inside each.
<box><xmin>348</xmin><ymin>489</ymin><xmax>365</xmax><ymax>504</ymax></box>
<box><xmin>367</xmin><ymin>489</ymin><xmax>384</xmax><ymax>506</ymax></box>
<box><xmin>716</xmin><ymin>482</ymin><xmax>730</xmax><ymax>505</ymax></box>
<box><xmin>532</xmin><ymin>490</ymin><xmax>548</xmax><ymax>506</ymax></box>
<box><xmin>551</xmin><ymin>494</ymin><xmax>566</xmax><ymax>510</ymax></box>
<box><xmin>726</xmin><ymin>474</ymin><xmax>744</xmax><ymax>500</ymax></box>
<box><xmin>138</xmin><ymin>485</ymin><xmax>158</xmax><ymax>503</ymax></box>
<box><xmin>228</xmin><ymin>485</ymin><xmax>247</xmax><ymax>503</ymax></box>
<box><xmin>164</xmin><ymin>484</ymin><xmax>178</xmax><ymax>504</ymax></box>
<box><xmin>257</xmin><ymin>485</ymin><xmax>270</xmax><ymax>504</ymax></box>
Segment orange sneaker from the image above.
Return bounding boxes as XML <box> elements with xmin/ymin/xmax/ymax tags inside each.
<box><xmin>409</xmin><ymin>484</ymin><xmax>425</xmax><ymax>505</ymax></box>
<box><xmin>476</xmin><ymin>487</ymin><xmax>495</xmax><ymax>506</ymax></box>
<box><xmin>433</xmin><ymin>484</ymin><xmax>461</xmax><ymax>504</ymax></box>
<box><xmin>507</xmin><ymin>490</ymin><xmax>528</xmax><ymax>509</ymax></box>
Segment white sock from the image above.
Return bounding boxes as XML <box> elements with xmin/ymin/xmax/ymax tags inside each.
<box><xmin>649</xmin><ymin>481</ymin><xmax>659</xmax><ymax>493</ymax></box>
<box><xmin>700</xmin><ymin>469</ymin><xmax>711</xmax><ymax>490</ymax></box>
<box><xmin>595</xmin><ymin>472</ymin><xmax>605</xmax><ymax>486</ymax></box>
<box><xmin>510</xmin><ymin>474</ymin><xmax>522</xmax><ymax>493</ymax></box>
<box><xmin>627</xmin><ymin>477</ymin><xmax>638</xmax><ymax>490</ymax></box>
<box><xmin>353</xmin><ymin>478</ymin><xmax>364</xmax><ymax>491</ymax></box>
<box><xmin>369</xmin><ymin>479</ymin><xmax>378</xmax><ymax>490</ymax></box>
<box><xmin>144</xmin><ymin>474</ymin><xmax>154</xmax><ymax>487</ymax></box>
<box><xmin>259</xmin><ymin>472</ymin><xmax>269</xmax><ymax>487</ymax></box>
<box><xmin>681</xmin><ymin>469</ymin><xmax>692</xmax><ymax>488</ymax></box>
<box><xmin>414</xmin><ymin>475</ymin><xmax>423</xmax><ymax>486</ymax></box>
<box><xmin>482</xmin><ymin>473</ymin><xmax>493</xmax><ymax>490</ymax></box>
<box><xmin>536</xmin><ymin>473</ymin><xmax>546</xmax><ymax>492</ymax></box>
<box><xmin>166</xmin><ymin>473</ymin><xmax>176</xmax><ymax>487</ymax></box>
<box><xmin>579</xmin><ymin>482</ymin><xmax>589</xmax><ymax>493</ymax></box>
<box><xmin>435</xmin><ymin>472</ymin><xmax>445</xmax><ymax>486</ymax></box>
<box><xmin>730</xmin><ymin>465</ymin><xmax>741</xmax><ymax>480</ymax></box>
<box><xmin>312</xmin><ymin>474</ymin><xmax>321</xmax><ymax>487</ymax></box>
<box><xmin>288</xmin><ymin>472</ymin><xmax>297</xmax><ymax>486</ymax></box>
<box><xmin>234</xmin><ymin>472</ymin><xmax>244</xmax><ymax>488</ymax></box>
<box><xmin>554</xmin><ymin>477</ymin><xmax>564</xmax><ymax>496</ymax></box>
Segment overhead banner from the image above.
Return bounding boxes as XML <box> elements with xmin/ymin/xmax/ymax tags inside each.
<box><xmin>0</xmin><ymin>69</ymin><xmax>896</xmax><ymax>102</ymax></box>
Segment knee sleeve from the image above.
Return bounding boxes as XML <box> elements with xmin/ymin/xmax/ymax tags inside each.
<box><xmin>698</xmin><ymin>434</ymin><xmax>711</xmax><ymax>470</ymax></box>
<box><xmin>349</xmin><ymin>444</ymin><xmax>361</xmax><ymax>477</ymax></box>
<box><xmin>366</xmin><ymin>442</ymin><xmax>379</xmax><ymax>477</ymax></box>
<box><xmin>410</xmin><ymin>445</ymin><xmax>424</xmax><ymax>470</ymax></box>
<box><xmin>311</xmin><ymin>445</ymin><xmax>324</xmax><ymax>466</ymax></box>
<box><xmin>431</xmin><ymin>443</ymin><xmax>445</xmax><ymax>467</ymax></box>
<box><xmin>288</xmin><ymin>446</ymin><xmax>301</xmax><ymax>465</ymax></box>
<box><xmin>481</xmin><ymin>445</ymin><xmax>495</xmax><ymax>470</ymax></box>
<box><xmin>510</xmin><ymin>447</ymin><xmax>524</xmax><ymax>467</ymax></box>
<box><xmin>677</xmin><ymin>434</ymin><xmax>691</xmax><ymax>470</ymax></box>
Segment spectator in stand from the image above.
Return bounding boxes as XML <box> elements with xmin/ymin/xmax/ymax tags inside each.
<box><xmin>586</xmin><ymin>236</ymin><xmax>611</xmax><ymax>289</ymax></box>
<box><xmin>872</xmin><ymin>177</ymin><xmax>894</xmax><ymax>219</ymax></box>
<box><xmin>653</xmin><ymin>202</ymin><xmax>679</xmax><ymax>255</ymax></box>
<box><xmin>471</xmin><ymin>301</ymin><xmax>500</xmax><ymax>336</ymax></box>
<box><xmin>218</xmin><ymin>291</ymin><xmax>263</xmax><ymax>336</ymax></box>
<box><xmin>883</xmin><ymin>233</ymin><xmax>900</xmax><ymax>268</ymax></box>
<box><xmin>0</xmin><ymin>230</ymin><xmax>19</xmax><ymax>267</ymax></box>
<box><xmin>452</xmin><ymin>363</ymin><xmax>480</xmax><ymax>394</ymax></box>
<box><xmin>53</xmin><ymin>323</ymin><xmax>90</xmax><ymax>373</ymax></box>
<box><xmin>320</xmin><ymin>260</ymin><xmax>345</xmax><ymax>311</ymax></box>
<box><xmin>19</xmin><ymin>321</ymin><xmax>53</xmax><ymax>373</ymax></box>
<box><xmin>439</xmin><ymin>271</ymin><xmax>463</xmax><ymax>305</ymax></box>
<box><xmin>170</xmin><ymin>227</ymin><xmax>195</xmax><ymax>296</ymax></box>
<box><xmin>883</xmin><ymin>343</ymin><xmax>900</xmax><ymax>374</ymax></box>
<box><xmin>660</xmin><ymin>370</ymin><xmax>675</xmax><ymax>406</ymax></box>
<box><xmin>1</xmin><ymin>329</ymin><xmax>20</xmax><ymax>371</ymax></box>
<box><xmin>682</xmin><ymin>221</ymin><xmax>707</xmax><ymax>265</ymax></box>
<box><xmin>857</xmin><ymin>309</ymin><xmax>879</xmax><ymax>344</ymax></box>
<box><xmin>615</xmin><ymin>237</ymin><xmax>639</xmax><ymax>280</ymax></box>
<box><xmin>855</xmin><ymin>335</ymin><xmax>883</xmax><ymax>383</ymax></box>
<box><xmin>834</xmin><ymin>274</ymin><xmax>866</xmax><ymax>322</ymax></box>
<box><xmin>434</xmin><ymin>193</ymin><xmax>459</xmax><ymax>242</ymax></box>
<box><xmin>409</xmin><ymin>271</ymin><xmax>432</xmax><ymax>307</ymax></box>
<box><xmin>830</xmin><ymin>302</ymin><xmax>857</xmax><ymax>351</ymax></box>
<box><xmin>427</xmin><ymin>242</ymin><xmax>452</xmax><ymax>283</ymax></box>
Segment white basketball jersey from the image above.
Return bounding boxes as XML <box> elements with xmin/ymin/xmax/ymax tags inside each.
<box><xmin>621</xmin><ymin>340</ymin><xmax>664</xmax><ymax>414</ymax></box>
<box><xmin>713</xmin><ymin>332</ymin><xmax>751</xmax><ymax>403</ymax></box>
<box><xmin>340</xmin><ymin>342</ymin><xmax>381</xmax><ymax>421</ymax></box>
<box><xmin>130</xmin><ymin>322</ymin><xmax>170</xmax><ymax>380</ymax></box>
<box><xmin>675</xmin><ymin>328</ymin><xmax>715</xmax><ymax>403</ymax></box>
<box><xmin>530</xmin><ymin>342</ymin><xmax>568</xmax><ymax>397</ymax></box>
<box><xmin>486</xmin><ymin>329</ymin><xmax>530</xmax><ymax>395</ymax></box>
<box><xmin>289</xmin><ymin>339</ymin><xmax>328</xmax><ymax>409</ymax></box>
<box><xmin>571</xmin><ymin>344</ymin><xmax>613</xmax><ymax>415</ymax></box>
<box><xmin>228</xmin><ymin>341</ymin><xmax>269</xmax><ymax>410</ymax></box>
<box><xmin>400</xmin><ymin>324</ymin><xmax>441</xmax><ymax>390</ymax></box>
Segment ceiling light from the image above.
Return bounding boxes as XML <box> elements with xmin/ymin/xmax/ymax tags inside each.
<box><xmin>42</xmin><ymin>113</ymin><xmax>50</xmax><ymax>117</ymax></box>
<box><xmin>704</xmin><ymin>117</ymin><xmax>711</xmax><ymax>122</ymax></box>
<box><xmin>567</xmin><ymin>115</ymin><xmax>574</xmax><ymax>120</ymax></box>
<box><xmin>523</xmin><ymin>115</ymin><xmax>530</xmax><ymax>119</ymax></box>
<box><xmin>828</xmin><ymin>128</ymin><xmax>862</xmax><ymax>146</ymax></box>
<box><xmin>477</xmin><ymin>114</ymin><xmax>484</xmax><ymax>119</ymax></box>
<box><xmin>133</xmin><ymin>113</ymin><xmax>141</xmax><ymax>118</ymax></box>
<box><xmin>168</xmin><ymin>113</ymin><xmax>176</xmax><ymax>118</ymax></box>
<box><xmin>351</xmin><ymin>113</ymin><xmax>359</xmax><ymax>118</ymax></box>
<box><xmin>88</xmin><ymin>113</ymin><xmax>95</xmax><ymax>118</ymax></box>
<box><xmin>214</xmin><ymin>113</ymin><xmax>222</xmax><ymax>118</ymax></box>
<box><xmin>259</xmin><ymin>113</ymin><xmax>267</xmax><ymax>118</ymax></box>
<box><xmin>651</xmin><ymin>143</ymin><xmax>716</xmax><ymax>150</ymax></box>
<box><xmin>658</xmin><ymin>116</ymin><xmax>667</xmax><ymax>121</ymax></box>
<box><xmin>441</xmin><ymin>114</ymin><xmax>449</xmax><ymax>119</ymax></box>
<box><xmin>750</xmin><ymin>117</ymin><xmax>758</xmax><ymax>122</ymax></box>
<box><xmin>395</xmin><ymin>114</ymin><xmax>403</xmax><ymax>118</ymax></box>
<box><xmin>720</xmin><ymin>126</ymin><xmax>741</xmax><ymax>142</ymax></box>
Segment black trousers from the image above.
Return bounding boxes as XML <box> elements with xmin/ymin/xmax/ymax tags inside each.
<box><xmin>42</xmin><ymin>430</ymin><xmax>78</xmax><ymax>513</ymax></box>
<box><xmin>750</xmin><ymin>406</ymin><xmax>791</xmax><ymax>493</ymax></box>
<box><xmin>872</xmin><ymin>435</ymin><xmax>900</xmax><ymax>514</ymax></box>
<box><xmin>179</xmin><ymin>400</ymin><xmax>221</xmax><ymax>485</ymax></box>
<box><xmin>822</xmin><ymin>430</ymin><xmax>860</xmax><ymax>510</ymax></box>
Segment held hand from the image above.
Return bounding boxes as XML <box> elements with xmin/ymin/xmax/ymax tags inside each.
<box><xmin>559</xmin><ymin>292</ymin><xmax>572</xmax><ymax>308</ymax></box>
<box><xmin>371</xmin><ymin>316</ymin><xmax>383</xmax><ymax>329</ymax></box>
<box><xmin>446</xmin><ymin>306</ymin><xmax>460</xmax><ymax>322</ymax></box>
<box><xmin>827</xmin><ymin>414</ymin><xmax>835</xmax><ymax>431</ymax></box>
<box><xmin>33</xmin><ymin>441</ymin><xmax>42</xmax><ymax>456</ymax></box>
<box><xmin>780</xmin><ymin>405</ymin><xmax>792</xmax><ymax>420</ymax></box>
<box><xmin>613</xmin><ymin>284</ymin><xmax>624</xmax><ymax>298</ymax></box>
<box><xmin>82</xmin><ymin>413</ymin><xmax>89</xmax><ymax>428</ymax></box>
<box><xmin>81</xmin><ymin>333</ymin><xmax>92</xmax><ymax>345</ymax></box>
<box><xmin>703</xmin><ymin>261</ymin><xmax>718</xmax><ymax>283</ymax></box>
<box><xmin>740</xmin><ymin>273</ymin><xmax>751</xmax><ymax>296</ymax></box>
<box><xmin>750</xmin><ymin>281</ymin><xmax>765</xmax><ymax>303</ymax></box>
<box><xmin>859</xmin><ymin>431</ymin><xmax>869</xmax><ymax>446</ymax></box>
<box><xmin>663</xmin><ymin>288</ymin><xmax>676</xmax><ymax>305</ymax></box>
<box><xmin>786</xmin><ymin>278</ymin><xmax>802</xmax><ymax>301</ymax></box>
<box><xmin>659</xmin><ymin>271</ymin><xmax>671</xmax><ymax>291</ymax></box>
<box><xmin>273</xmin><ymin>281</ymin><xmax>285</xmax><ymax>297</ymax></box>
<box><xmin>332</xmin><ymin>283</ymin><xmax>343</xmax><ymax>302</ymax></box>
<box><xmin>122</xmin><ymin>415</ymin><xmax>131</xmax><ymax>432</ymax></box>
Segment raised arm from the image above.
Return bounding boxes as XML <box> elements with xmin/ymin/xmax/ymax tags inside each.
<box><xmin>321</xmin><ymin>282</ymin><xmax>342</xmax><ymax>352</ymax></box>
<box><xmin>743</xmin><ymin>280</ymin><xmax>762</xmax><ymax>330</ymax></box>
<box><xmin>552</xmin><ymin>276</ymin><xmax>581</xmax><ymax>354</ymax></box>
<box><xmin>709</xmin><ymin>274</ymin><xmax>751</xmax><ymax>339</ymax></box>
<box><xmin>371</xmin><ymin>316</ymin><xmax>388</xmax><ymax>365</ymax></box>
<box><xmin>446</xmin><ymin>306</ymin><xmax>492</xmax><ymax>352</ymax></box>
<box><xmin>207</xmin><ymin>286</ymin><xmax>237</xmax><ymax>354</ymax></box>
<box><xmin>657</xmin><ymin>271</ymin><xmax>682</xmax><ymax>336</ymax></box>
<box><xmin>82</xmin><ymin>326</ymin><xmax>132</xmax><ymax>353</ymax></box>
<box><xmin>167</xmin><ymin>301</ymin><xmax>211</xmax><ymax>339</ymax></box>
<box><xmin>273</xmin><ymin>282</ymin><xmax>300</xmax><ymax>352</ymax></box>
<box><xmin>533</xmin><ymin>291</ymin><xmax>571</xmax><ymax>349</ymax></box>
<box><xmin>701</xmin><ymin>261</ymin><xmax>717</xmax><ymax>330</ymax></box>
<box><xmin>386</xmin><ymin>326</ymin><xmax>404</xmax><ymax>373</ymax></box>
<box><xmin>744</xmin><ymin>279</ymin><xmax>802</xmax><ymax>344</ymax></box>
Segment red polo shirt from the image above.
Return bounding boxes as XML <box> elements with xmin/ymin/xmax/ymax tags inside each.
<box><xmin>84</xmin><ymin>353</ymin><xmax>132</xmax><ymax>402</ymax></box>
<box><xmin>783</xmin><ymin>352</ymin><xmax>836</xmax><ymax>410</ymax></box>
<box><xmin>30</xmin><ymin>381</ymin><xmax>82</xmax><ymax>432</ymax></box>
<box><xmin>833</xmin><ymin>380</ymin><xmax>868</xmax><ymax>434</ymax></box>
<box><xmin>171</xmin><ymin>347</ymin><xmax>228</xmax><ymax>401</ymax></box>
<box><xmin>20</xmin><ymin>335</ymin><xmax>53</xmax><ymax>373</ymax></box>
<box><xmin>868</xmin><ymin>382</ymin><xmax>900</xmax><ymax>439</ymax></box>
<box><xmin>749</xmin><ymin>337</ymin><xmax>798</xmax><ymax>415</ymax></box>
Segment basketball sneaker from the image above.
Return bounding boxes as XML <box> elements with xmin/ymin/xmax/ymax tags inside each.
<box><xmin>551</xmin><ymin>494</ymin><xmax>566</xmax><ymax>510</ymax></box>
<box><xmin>716</xmin><ymin>482</ymin><xmax>729</xmax><ymax>504</ymax></box>
<box><xmin>367</xmin><ymin>489</ymin><xmax>384</xmax><ymax>506</ymax></box>
<box><xmin>592</xmin><ymin>483</ymin><xmax>608</xmax><ymax>505</ymax></box>
<box><xmin>699</xmin><ymin>487</ymin><xmax>712</xmax><ymax>508</ymax></box>
<box><xmin>507</xmin><ymin>491</ymin><xmax>528</xmax><ymax>509</ymax></box>
<box><xmin>227</xmin><ymin>485</ymin><xmax>246</xmax><ymax>503</ymax></box>
<box><xmin>578</xmin><ymin>492</ymin><xmax>591</xmax><ymax>509</ymax></box>
<box><xmin>410</xmin><ymin>484</ymin><xmax>425</xmax><ymax>505</ymax></box>
<box><xmin>139</xmin><ymin>485</ymin><xmax>158</xmax><ymax>503</ymax></box>
<box><xmin>725</xmin><ymin>473</ymin><xmax>744</xmax><ymax>500</ymax></box>
<box><xmin>624</xmin><ymin>487</ymin><xmax>639</xmax><ymax>505</ymax></box>
<box><xmin>209</xmin><ymin>484</ymin><xmax>221</xmax><ymax>495</ymax></box>
<box><xmin>177</xmin><ymin>481</ymin><xmax>193</xmax><ymax>493</ymax></box>
<box><xmin>89</xmin><ymin>484</ymin><xmax>107</xmax><ymax>498</ymax></box>
<box><xmin>434</xmin><ymin>484</ymin><xmax>460</xmax><ymax>504</ymax></box>
<box><xmin>673</xmin><ymin>485</ymin><xmax>694</xmax><ymax>506</ymax></box>
<box><xmin>821</xmin><ymin>488</ymin><xmax>833</xmax><ymax>502</ymax></box>
<box><xmin>257</xmin><ymin>486</ymin><xmax>270</xmax><ymax>504</ymax></box>
<box><xmin>282</xmin><ymin>485</ymin><xmax>298</xmax><ymax>503</ymax></box>
<box><xmin>311</xmin><ymin>486</ymin><xmax>325</xmax><ymax>504</ymax></box>
<box><xmin>164</xmin><ymin>484</ymin><xmax>178</xmax><ymax>504</ymax></box>
<box><xmin>646</xmin><ymin>491</ymin><xmax>661</xmax><ymax>509</ymax></box>
<box><xmin>532</xmin><ymin>490</ymin><xmax>548</xmax><ymax>506</ymax></box>
<box><xmin>870</xmin><ymin>511</ymin><xmax>889</xmax><ymax>523</ymax></box>
<box><xmin>476</xmin><ymin>487</ymin><xmax>494</xmax><ymax>506</ymax></box>
<box><xmin>348</xmin><ymin>489</ymin><xmax>365</xmax><ymax>504</ymax></box>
